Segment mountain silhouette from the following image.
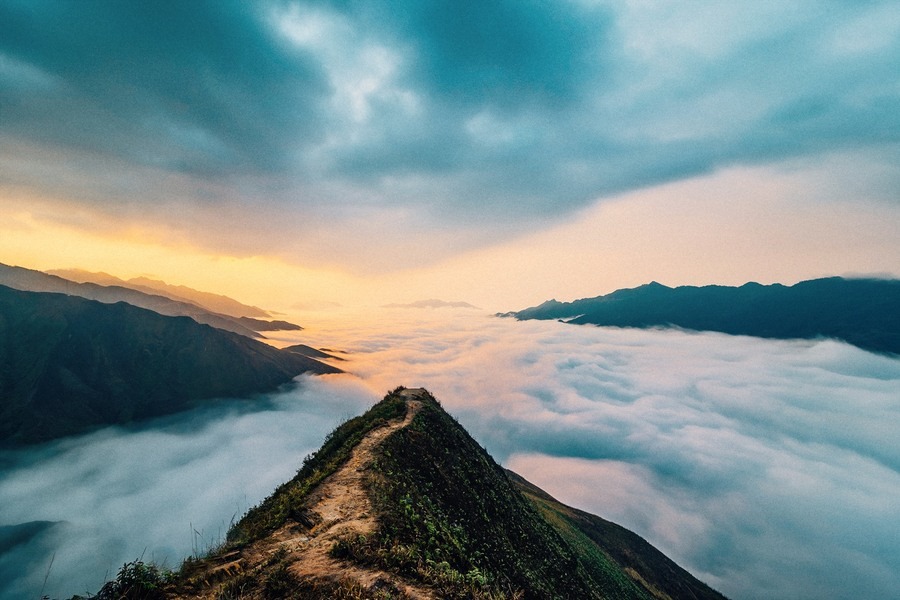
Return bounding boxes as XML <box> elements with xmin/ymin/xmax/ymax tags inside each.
<box><xmin>508</xmin><ymin>277</ymin><xmax>900</xmax><ymax>355</ymax></box>
<box><xmin>0</xmin><ymin>285</ymin><xmax>339</xmax><ymax>446</ymax></box>
<box><xmin>103</xmin><ymin>388</ymin><xmax>729</xmax><ymax>599</ymax></box>
<box><xmin>48</xmin><ymin>269</ymin><xmax>272</xmax><ymax>319</ymax></box>
<box><xmin>0</xmin><ymin>263</ymin><xmax>302</xmax><ymax>338</ymax></box>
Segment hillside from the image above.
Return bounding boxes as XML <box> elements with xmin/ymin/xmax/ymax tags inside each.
<box><xmin>1</xmin><ymin>263</ymin><xmax>301</xmax><ymax>337</ymax></box>
<box><xmin>112</xmin><ymin>388</ymin><xmax>727</xmax><ymax>599</ymax></box>
<box><xmin>48</xmin><ymin>271</ymin><xmax>308</xmax><ymax>334</ymax></box>
<box><xmin>0</xmin><ymin>285</ymin><xmax>340</xmax><ymax>446</ymax></box>
<box><xmin>508</xmin><ymin>277</ymin><xmax>900</xmax><ymax>355</ymax></box>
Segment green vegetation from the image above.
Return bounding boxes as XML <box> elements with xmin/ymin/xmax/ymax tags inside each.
<box><xmin>510</xmin><ymin>471</ymin><xmax>727</xmax><ymax>600</ymax></box>
<box><xmin>90</xmin><ymin>560</ymin><xmax>173</xmax><ymax>600</ymax></box>
<box><xmin>220</xmin><ymin>570</ymin><xmax>412</xmax><ymax>600</ymax></box>
<box><xmin>334</xmin><ymin>391</ymin><xmax>653</xmax><ymax>599</ymax></box>
<box><xmin>113</xmin><ymin>388</ymin><xmax>725</xmax><ymax>599</ymax></box>
<box><xmin>227</xmin><ymin>388</ymin><xmax>408</xmax><ymax>544</ymax></box>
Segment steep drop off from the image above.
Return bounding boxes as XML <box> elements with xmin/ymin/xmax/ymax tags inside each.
<box><xmin>155</xmin><ymin>388</ymin><xmax>725</xmax><ymax>600</ymax></box>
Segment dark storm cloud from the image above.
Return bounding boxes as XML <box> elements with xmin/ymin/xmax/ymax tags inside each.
<box><xmin>284</xmin><ymin>0</ymin><xmax>900</xmax><ymax>218</ymax></box>
<box><xmin>1</xmin><ymin>0</ymin><xmax>899</xmax><ymax>256</ymax></box>
<box><xmin>0</xmin><ymin>1</ymin><xmax>329</xmax><ymax>173</ymax></box>
<box><xmin>385</xmin><ymin>0</ymin><xmax>606</xmax><ymax>108</ymax></box>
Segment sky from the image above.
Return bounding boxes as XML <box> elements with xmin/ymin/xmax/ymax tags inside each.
<box><xmin>1</xmin><ymin>0</ymin><xmax>899</xmax><ymax>311</ymax></box>
<box><xmin>2</xmin><ymin>315</ymin><xmax>898</xmax><ymax>600</ymax></box>
<box><xmin>2</xmin><ymin>5</ymin><xmax>899</xmax><ymax>599</ymax></box>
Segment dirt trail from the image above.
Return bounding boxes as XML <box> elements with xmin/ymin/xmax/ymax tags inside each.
<box><xmin>281</xmin><ymin>390</ymin><xmax>431</xmax><ymax>597</ymax></box>
<box><xmin>174</xmin><ymin>388</ymin><xmax>433</xmax><ymax>599</ymax></box>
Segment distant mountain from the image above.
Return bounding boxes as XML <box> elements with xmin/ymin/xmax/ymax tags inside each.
<box><xmin>283</xmin><ymin>343</ymin><xmax>346</xmax><ymax>361</ymax></box>
<box><xmin>0</xmin><ymin>285</ymin><xmax>340</xmax><ymax>446</ymax></box>
<box><xmin>236</xmin><ymin>316</ymin><xmax>302</xmax><ymax>332</ymax></box>
<box><xmin>122</xmin><ymin>388</ymin><xmax>726</xmax><ymax>599</ymax></box>
<box><xmin>49</xmin><ymin>269</ymin><xmax>272</xmax><ymax>318</ymax></box>
<box><xmin>1</xmin><ymin>263</ymin><xmax>302</xmax><ymax>337</ymax></box>
<box><xmin>127</xmin><ymin>276</ymin><xmax>272</xmax><ymax>319</ymax></box>
<box><xmin>383</xmin><ymin>298</ymin><xmax>481</xmax><ymax>309</ymax></box>
<box><xmin>507</xmin><ymin>277</ymin><xmax>900</xmax><ymax>355</ymax></box>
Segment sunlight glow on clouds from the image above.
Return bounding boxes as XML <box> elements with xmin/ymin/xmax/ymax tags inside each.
<box><xmin>3</xmin><ymin>313</ymin><xmax>898</xmax><ymax>600</ymax></box>
<box><xmin>2</xmin><ymin>4</ymin><xmax>898</xmax><ymax>599</ymax></box>
<box><xmin>1</xmin><ymin>1</ymin><xmax>897</xmax><ymax>275</ymax></box>
<box><xmin>2</xmin><ymin>151</ymin><xmax>899</xmax><ymax>313</ymax></box>
<box><xmin>295</xmin><ymin>312</ymin><xmax>900</xmax><ymax>600</ymax></box>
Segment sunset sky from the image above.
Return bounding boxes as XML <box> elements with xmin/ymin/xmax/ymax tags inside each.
<box><xmin>2</xmin><ymin>5</ymin><xmax>900</xmax><ymax>598</ymax></box>
<box><xmin>1</xmin><ymin>1</ymin><xmax>898</xmax><ymax>311</ymax></box>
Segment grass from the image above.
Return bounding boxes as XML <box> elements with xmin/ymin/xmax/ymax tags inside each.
<box><xmin>331</xmin><ymin>391</ymin><xmax>640</xmax><ymax>600</ymax></box>
<box><xmin>226</xmin><ymin>388</ymin><xmax>408</xmax><ymax>545</ymax></box>
<box><xmin>90</xmin><ymin>560</ymin><xmax>173</xmax><ymax>600</ymax></box>
<box><xmin>83</xmin><ymin>387</ymin><xmax>726</xmax><ymax>600</ymax></box>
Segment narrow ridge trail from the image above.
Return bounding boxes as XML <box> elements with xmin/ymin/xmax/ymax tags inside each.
<box><xmin>280</xmin><ymin>389</ymin><xmax>431</xmax><ymax>597</ymax></box>
<box><xmin>174</xmin><ymin>388</ymin><xmax>433</xmax><ymax>599</ymax></box>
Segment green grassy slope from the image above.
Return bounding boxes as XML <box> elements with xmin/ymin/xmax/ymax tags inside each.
<box><xmin>209</xmin><ymin>388</ymin><xmax>725</xmax><ymax>599</ymax></box>
<box><xmin>349</xmin><ymin>390</ymin><xmax>654</xmax><ymax>599</ymax></box>
<box><xmin>509</xmin><ymin>471</ymin><xmax>726</xmax><ymax>600</ymax></box>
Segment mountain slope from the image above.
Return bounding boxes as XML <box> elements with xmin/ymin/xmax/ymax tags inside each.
<box><xmin>48</xmin><ymin>269</ymin><xmax>272</xmax><ymax>319</ymax></box>
<box><xmin>0</xmin><ymin>262</ymin><xmax>264</xmax><ymax>338</ymax></box>
<box><xmin>2</xmin><ymin>263</ymin><xmax>302</xmax><ymax>337</ymax></box>
<box><xmin>509</xmin><ymin>277</ymin><xmax>900</xmax><ymax>355</ymax></box>
<box><xmin>283</xmin><ymin>344</ymin><xmax>346</xmax><ymax>361</ymax></box>
<box><xmin>161</xmin><ymin>388</ymin><xmax>725</xmax><ymax>600</ymax></box>
<box><xmin>0</xmin><ymin>285</ymin><xmax>339</xmax><ymax>446</ymax></box>
<box><xmin>509</xmin><ymin>471</ymin><xmax>723</xmax><ymax>600</ymax></box>
<box><xmin>49</xmin><ymin>270</ymin><xmax>304</xmax><ymax>332</ymax></box>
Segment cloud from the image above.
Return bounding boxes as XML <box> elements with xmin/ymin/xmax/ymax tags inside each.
<box><xmin>382</xmin><ymin>299</ymin><xmax>480</xmax><ymax>309</ymax></box>
<box><xmin>0</xmin><ymin>2</ymin><xmax>328</xmax><ymax>174</ymax></box>
<box><xmin>1</xmin><ymin>1</ymin><xmax>898</xmax><ymax>269</ymax></box>
<box><xmin>2</xmin><ymin>311</ymin><xmax>899</xmax><ymax>600</ymax></box>
<box><xmin>0</xmin><ymin>375</ymin><xmax>377</xmax><ymax>600</ymax></box>
<box><xmin>298</xmin><ymin>312</ymin><xmax>900</xmax><ymax>600</ymax></box>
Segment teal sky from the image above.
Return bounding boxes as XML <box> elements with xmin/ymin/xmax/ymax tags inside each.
<box><xmin>1</xmin><ymin>1</ymin><xmax>898</xmax><ymax>308</ymax></box>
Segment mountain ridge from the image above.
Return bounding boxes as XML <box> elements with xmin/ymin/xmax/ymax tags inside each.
<box><xmin>1</xmin><ymin>263</ymin><xmax>302</xmax><ymax>337</ymax></box>
<box><xmin>506</xmin><ymin>277</ymin><xmax>900</xmax><ymax>355</ymax></box>
<box><xmin>0</xmin><ymin>285</ymin><xmax>339</xmax><ymax>446</ymax></box>
<box><xmin>108</xmin><ymin>388</ymin><xmax>728</xmax><ymax>600</ymax></box>
<box><xmin>48</xmin><ymin>269</ymin><xmax>272</xmax><ymax>319</ymax></box>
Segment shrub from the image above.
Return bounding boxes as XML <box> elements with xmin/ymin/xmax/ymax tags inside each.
<box><xmin>94</xmin><ymin>560</ymin><xmax>171</xmax><ymax>600</ymax></box>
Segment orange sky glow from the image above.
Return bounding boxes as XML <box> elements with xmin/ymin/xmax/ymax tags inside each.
<box><xmin>3</xmin><ymin>153</ymin><xmax>898</xmax><ymax>317</ymax></box>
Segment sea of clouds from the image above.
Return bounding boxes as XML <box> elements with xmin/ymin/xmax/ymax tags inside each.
<box><xmin>0</xmin><ymin>376</ymin><xmax>375</xmax><ymax>599</ymax></box>
<box><xmin>2</xmin><ymin>311</ymin><xmax>899</xmax><ymax>600</ymax></box>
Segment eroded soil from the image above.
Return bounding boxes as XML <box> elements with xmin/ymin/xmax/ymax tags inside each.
<box><xmin>170</xmin><ymin>389</ymin><xmax>433</xmax><ymax>599</ymax></box>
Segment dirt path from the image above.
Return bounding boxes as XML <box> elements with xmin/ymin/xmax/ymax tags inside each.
<box><xmin>281</xmin><ymin>391</ymin><xmax>430</xmax><ymax>596</ymax></box>
<box><xmin>174</xmin><ymin>389</ymin><xmax>434</xmax><ymax>599</ymax></box>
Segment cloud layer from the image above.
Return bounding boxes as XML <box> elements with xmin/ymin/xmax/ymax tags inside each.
<box><xmin>2</xmin><ymin>313</ymin><xmax>898</xmax><ymax>599</ymax></box>
<box><xmin>304</xmin><ymin>312</ymin><xmax>900</xmax><ymax>600</ymax></box>
<box><xmin>0</xmin><ymin>376</ymin><xmax>375</xmax><ymax>600</ymax></box>
<box><xmin>2</xmin><ymin>1</ymin><xmax>898</xmax><ymax>267</ymax></box>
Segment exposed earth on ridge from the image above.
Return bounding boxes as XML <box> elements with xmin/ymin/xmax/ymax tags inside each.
<box><xmin>171</xmin><ymin>390</ymin><xmax>433</xmax><ymax>599</ymax></box>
